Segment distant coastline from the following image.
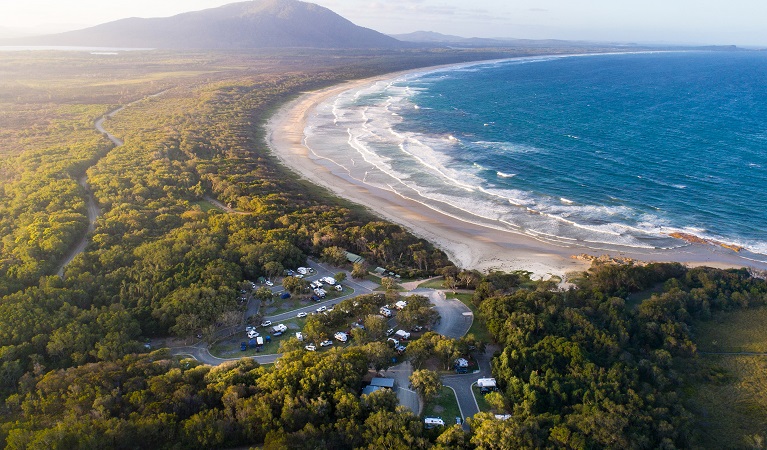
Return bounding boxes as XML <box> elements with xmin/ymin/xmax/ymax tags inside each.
<box><xmin>0</xmin><ymin>46</ymin><xmax>153</xmax><ymax>52</ymax></box>
<box><xmin>266</xmin><ymin>57</ymin><xmax>767</xmax><ymax>279</ymax></box>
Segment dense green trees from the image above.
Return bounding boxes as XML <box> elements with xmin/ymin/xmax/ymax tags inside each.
<box><xmin>473</xmin><ymin>263</ymin><xmax>767</xmax><ymax>448</ymax></box>
<box><xmin>1</xmin><ymin>348</ymin><xmax>432</xmax><ymax>449</ymax></box>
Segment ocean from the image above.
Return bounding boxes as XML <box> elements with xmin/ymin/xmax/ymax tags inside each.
<box><xmin>304</xmin><ymin>51</ymin><xmax>767</xmax><ymax>264</ymax></box>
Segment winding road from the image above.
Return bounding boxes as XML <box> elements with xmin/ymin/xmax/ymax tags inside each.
<box><xmin>56</xmin><ymin>92</ymin><xmax>169</xmax><ymax>278</ymax></box>
<box><xmin>55</xmin><ymin>107</ymin><xmax>123</xmax><ymax>278</ymax></box>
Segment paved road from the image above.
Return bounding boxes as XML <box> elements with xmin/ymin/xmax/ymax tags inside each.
<box><xmin>161</xmin><ymin>279</ymin><xmax>486</xmax><ymax>422</ymax></box>
<box><xmin>259</xmin><ymin>260</ymin><xmax>374</xmax><ymax>323</ymax></box>
<box><xmin>168</xmin><ymin>342</ymin><xmax>280</xmax><ymax>366</ymax></box>
<box><xmin>441</xmin><ymin>344</ymin><xmax>498</xmax><ymax>423</ymax></box>
<box><xmin>381</xmin><ymin>361</ymin><xmax>421</xmax><ymax>414</ymax></box>
<box><xmin>420</xmin><ymin>289</ymin><xmax>473</xmax><ymax>339</ymax></box>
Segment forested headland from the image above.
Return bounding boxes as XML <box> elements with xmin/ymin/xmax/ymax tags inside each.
<box><xmin>2</xmin><ymin>48</ymin><xmax>767</xmax><ymax>448</ymax></box>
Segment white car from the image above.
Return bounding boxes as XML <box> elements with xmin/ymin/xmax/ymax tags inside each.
<box><xmin>247</xmin><ymin>330</ymin><xmax>259</xmax><ymax>339</ymax></box>
<box><xmin>296</xmin><ymin>332</ymin><xmax>304</xmax><ymax>341</ymax></box>
<box><xmin>334</xmin><ymin>331</ymin><xmax>348</xmax><ymax>342</ymax></box>
<box><xmin>295</xmin><ymin>274</ymin><xmax>304</xmax><ymax>279</ymax></box>
<box><xmin>297</xmin><ymin>312</ymin><xmax>308</xmax><ymax>318</ymax></box>
<box><xmin>260</xmin><ymin>321</ymin><xmax>272</xmax><ymax>327</ymax></box>
<box><xmin>335</xmin><ymin>285</ymin><xmax>343</xmax><ymax>291</ymax></box>
<box><xmin>316</xmin><ymin>306</ymin><xmax>327</xmax><ymax>313</ymax></box>
<box><xmin>305</xmin><ymin>344</ymin><xmax>316</xmax><ymax>351</ymax></box>
<box><xmin>265</xmin><ymin>280</ymin><xmax>274</xmax><ymax>286</ymax></box>
<box><xmin>320</xmin><ymin>340</ymin><xmax>333</xmax><ymax>347</ymax></box>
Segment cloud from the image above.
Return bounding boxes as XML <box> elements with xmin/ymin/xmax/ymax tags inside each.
<box><xmin>529</xmin><ymin>8</ymin><xmax>548</xmax><ymax>13</ymax></box>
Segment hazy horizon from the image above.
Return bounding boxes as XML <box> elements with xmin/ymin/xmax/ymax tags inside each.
<box><xmin>1</xmin><ymin>0</ymin><xmax>766</xmax><ymax>47</ymax></box>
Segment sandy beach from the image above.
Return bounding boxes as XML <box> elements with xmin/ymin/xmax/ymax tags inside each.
<box><xmin>265</xmin><ymin>69</ymin><xmax>766</xmax><ymax>280</ymax></box>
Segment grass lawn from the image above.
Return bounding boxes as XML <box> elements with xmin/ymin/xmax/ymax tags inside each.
<box><xmin>472</xmin><ymin>385</ymin><xmax>493</xmax><ymax>413</ymax></box>
<box><xmin>445</xmin><ymin>292</ymin><xmax>493</xmax><ymax>343</ymax></box>
<box><xmin>682</xmin><ymin>355</ymin><xmax>767</xmax><ymax>449</ymax></box>
<box><xmin>210</xmin><ymin>318</ymin><xmax>307</xmax><ymax>357</ymax></box>
<box><xmin>192</xmin><ymin>200</ymin><xmax>217</xmax><ymax>213</ymax></box>
<box><xmin>680</xmin><ymin>306</ymin><xmax>767</xmax><ymax>448</ymax></box>
<box><xmin>694</xmin><ymin>306</ymin><xmax>767</xmax><ymax>353</ymax></box>
<box><xmin>423</xmin><ymin>386</ymin><xmax>462</xmax><ymax>423</ymax></box>
<box><xmin>625</xmin><ymin>282</ymin><xmax>665</xmax><ymax>309</ymax></box>
<box><xmin>418</xmin><ymin>277</ymin><xmax>445</xmax><ymax>289</ymax></box>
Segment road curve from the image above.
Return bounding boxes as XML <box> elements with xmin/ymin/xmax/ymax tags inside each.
<box><xmin>56</xmin><ymin>107</ymin><xmax>123</xmax><ymax>278</ymax></box>
<box><xmin>57</xmin><ymin>92</ymin><xmax>166</xmax><ymax>278</ymax></box>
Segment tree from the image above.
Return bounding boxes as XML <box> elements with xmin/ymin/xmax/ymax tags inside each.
<box><xmin>381</xmin><ymin>277</ymin><xmax>397</xmax><ymax>291</ymax></box>
<box><xmin>352</xmin><ymin>262</ymin><xmax>368</xmax><ymax>279</ymax></box>
<box><xmin>360</xmin><ymin>341</ymin><xmax>396</xmax><ymax>372</ymax></box>
<box><xmin>254</xmin><ymin>286</ymin><xmax>273</xmax><ymax>303</ymax></box>
<box><xmin>397</xmin><ymin>295</ymin><xmax>439</xmax><ymax>330</ymax></box>
<box><xmin>334</xmin><ymin>272</ymin><xmax>347</xmax><ymax>283</ymax></box>
<box><xmin>282</xmin><ymin>276</ymin><xmax>307</xmax><ymax>294</ymax></box>
<box><xmin>321</xmin><ymin>246</ymin><xmax>347</xmax><ymax>266</ymax></box>
<box><xmin>409</xmin><ymin>369</ymin><xmax>442</xmax><ymax>403</ymax></box>
<box><xmin>263</xmin><ymin>261</ymin><xmax>283</xmax><ymax>280</ymax></box>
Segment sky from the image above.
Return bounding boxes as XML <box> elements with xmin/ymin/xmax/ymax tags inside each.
<box><xmin>1</xmin><ymin>0</ymin><xmax>766</xmax><ymax>47</ymax></box>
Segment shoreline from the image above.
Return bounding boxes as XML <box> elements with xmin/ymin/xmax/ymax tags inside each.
<box><xmin>265</xmin><ymin>64</ymin><xmax>766</xmax><ymax>280</ymax></box>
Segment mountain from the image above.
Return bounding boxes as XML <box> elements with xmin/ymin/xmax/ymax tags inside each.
<box><xmin>391</xmin><ymin>31</ymin><xmax>635</xmax><ymax>49</ymax></box>
<box><xmin>7</xmin><ymin>0</ymin><xmax>403</xmax><ymax>49</ymax></box>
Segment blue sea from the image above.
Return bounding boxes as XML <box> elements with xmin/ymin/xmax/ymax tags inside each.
<box><xmin>305</xmin><ymin>52</ymin><xmax>767</xmax><ymax>264</ymax></box>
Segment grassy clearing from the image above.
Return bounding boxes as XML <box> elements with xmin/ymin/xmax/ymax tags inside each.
<box><xmin>423</xmin><ymin>386</ymin><xmax>462</xmax><ymax>423</ymax></box>
<box><xmin>472</xmin><ymin>385</ymin><xmax>492</xmax><ymax>413</ymax></box>
<box><xmin>625</xmin><ymin>282</ymin><xmax>665</xmax><ymax>309</ymax></box>
<box><xmin>681</xmin><ymin>306</ymin><xmax>767</xmax><ymax>448</ymax></box>
<box><xmin>192</xmin><ymin>200</ymin><xmax>217</xmax><ymax>213</ymax></box>
<box><xmin>418</xmin><ymin>277</ymin><xmax>445</xmax><ymax>289</ymax></box>
<box><xmin>694</xmin><ymin>306</ymin><xmax>767</xmax><ymax>353</ymax></box>
<box><xmin>683</xmin><ymin>355</ymin><xmax>767</xmax><ymax>448</ymax></box>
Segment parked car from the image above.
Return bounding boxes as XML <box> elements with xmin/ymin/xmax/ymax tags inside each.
<box><xmin>310</xmin><ymin>295</ymin><xmax>320</xmax><ymax>302</ymax></box>
<box><xmin>260</xmin><ymin>320</ymin><xmax>272</xmax><ymax>327</ymax></box>
<box><xmin>334</xmin><ymin>331</ymin><xmax>348</xmax><ymax>342</ymax></box>
<box><xmin>280</xmin><ymin>292</ymin><xmax>291</xmax><ymax>299</ymax></box>
<box><xmin>387</xmin><ymin>337</ymin><xmax>399</xmax><ymax>346</ymax></box>
<box><xmin>386</xmin><ymin>328</ymin><xmax>395</xmax><ymax>336</ymax></box>
<box><xmin>265</xmin><ymin>280</ymin><xmax>274</xmax><ymax>286</ymax></box>
<box><xmin>335</xmin><ymin>285</ymin><xmax>343</xmax><ymax>291</ymax></box>
<box><xmin>297</xmin><ymin>312</ymin><xmax>308</xmax><ymax>318</ymax></box>
<box><xmin>424</xmin><ymin>417</ymin><xmax>445</xmax><ymax>429</ymax></box>
<box><xmin>247</xmin><ymin>330</ymin><xmax>259</xmax><ymax>339</ymax></box>
<box><xmin>395</xmin><ymin>344</ymin><xmax>407</xmax><ymax>353</ymax></box>
<box><xmin>380</xmin><ymin>307</ymin><xmax>392</xmax><ymax>318</ymax></box>
<box><xmin>295</xmin><ymin>274</ymin><xmax>304</xmax><ymax>279</ymax></box>
<box><xmin>296</xmin><ymin>332</ymin><xmax>304</xmax><ymax>341</ymax></box>
<box><xmin>411</xmin><ymin>325</ymin><xmax>423</xmax><ymax>332</ymax></box>
<box><xmin>305</xmin><ymin>344</ymin><xmax>316</xmax><ymax>351</ymax></box>
<box><xmin>316</xmin><ymin>306</ymin><xmax>327</xmax><ymax>313</ymax></box>
<box><xmin>240</xmin><ymin>342</ymin><xmax>247</xmax><ymax>351</ymax></box>
<box><xmin>395</xmin><ymin>330</ymin><xmax>411</xmax><ymax>340</ymax></box>
<box><xmin>320</xmin><ymin>340</ymin><xmax>333</xmax><ymax>347</ymax></box>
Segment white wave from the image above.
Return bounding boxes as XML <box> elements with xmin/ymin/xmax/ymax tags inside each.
<box><xmin>473</xmin><ymin>140</ymin><xmax>542</xmax><ymax>154</ymax></box>
<box><xmin>497</xmin><ymin>171</ymin><xmax>516</xmax><ymax>178</ymax></box>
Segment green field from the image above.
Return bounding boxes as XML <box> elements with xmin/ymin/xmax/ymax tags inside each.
<box><xmin>684</xmin><ymin>307</ymin><xmax>767</xmax><ymax>448</ymax></box>
<box><xmin>471</xmin><ymin>385</ymin><xmax>493</xmax><ymax>413</ymax></box>
<box><xmin>417</xmin><ymin>277</ymin><xmax>446</xmax><ymax>289</ymax></box>
<box><xmin>423</xmin><ymin>386</ymin><xmax>462</xmax><ymax>424</ymax></box>
<box><xmin>694</xmin><ymin>307</ymin><xmax>767</xmax><ymax>353</ymax></box>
